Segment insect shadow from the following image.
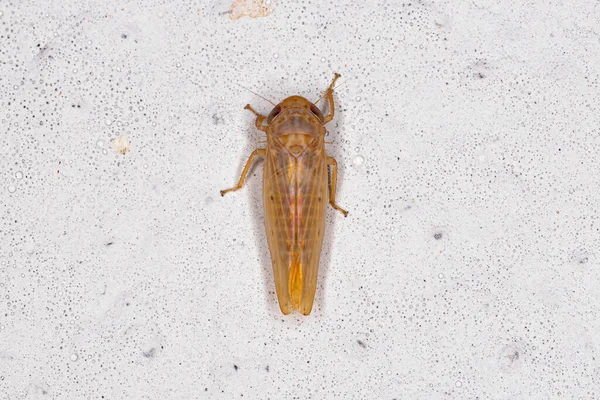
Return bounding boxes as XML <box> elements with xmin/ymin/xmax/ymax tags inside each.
<box><xmin>241</xmin><ymin>84</ymin><xmax>347</xmax><ymax>318</ymax></box>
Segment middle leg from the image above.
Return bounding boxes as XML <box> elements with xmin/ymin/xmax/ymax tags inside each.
<box><xmin>326</xmin><ymin>155</ymin><xmax>349</xmax><ymax>217</ymax></box>
<box><xmin>220</xmin><ymin>148</ymin><xmax>266</xmax><ymax>196</ymax></box>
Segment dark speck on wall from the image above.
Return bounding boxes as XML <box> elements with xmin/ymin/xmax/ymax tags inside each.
<box><xmin>434</xmin><ymin>232</ymin><xmax>443</xmax><ymax>240</ymax></box>
<box><xmin>143</xmin><ymin>348</ymin><xmax>156</xmax><ymax>358</ymax></box>
<box><xmin>233</xmin><ymin>364</ymin><xmax>239</xmax><ymax>371</ymax></box>
<box><xmin>357</xmin><ymin>340</ymin><xmax>366</xmax><ymax>348</ymax></box>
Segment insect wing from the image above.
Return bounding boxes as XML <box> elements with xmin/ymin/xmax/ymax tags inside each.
<box><xmin>263</xmin><ymin>138</ymin><xmax>296</xmax><ymax>314</ymax></box>
<box><xmin>294</xmin><ymin>138</ymin><xmax>328</xmax><ymax>315</ymax></box>
<box><xmin>263</xmin><ymin>137</ymin><xmax>328</xmax><ymax>315</ymax></box>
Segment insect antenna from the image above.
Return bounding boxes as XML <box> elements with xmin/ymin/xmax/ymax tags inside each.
<box><xmin>236</xmin><ymin>83</ymin><xmax>277</xmax><ymax>106</ymax></box>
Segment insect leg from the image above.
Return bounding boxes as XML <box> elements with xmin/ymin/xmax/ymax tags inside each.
<box><xmin>323</xmin><ymin>73</ymin><xmax>341</xmax><ymax>124</ymax></box>
<box><xmin>220</xmin><ymin>148</ymin><xmax>266</xmax><ymax>196</ymax></box>
<box><xmin>326</xmin><ymin>155</ymin><xmax>349</xmax><ymax>217</ymax></box>
<box><xmin>244</xmin><ymin>104</ymin><xmax>268</xmax><ymax>132</ymax></box>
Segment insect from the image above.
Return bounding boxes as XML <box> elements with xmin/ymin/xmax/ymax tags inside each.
<box><xmin>220</xmin><ymin>73</ymin><xmax>349</xmax><ymax>315</ymax></box>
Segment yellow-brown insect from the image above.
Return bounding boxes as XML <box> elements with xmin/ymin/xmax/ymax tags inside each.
<box><xmin>220</xmin><ymin>73</ymin><xmax>348</xmax><ymax>315</ymax></box>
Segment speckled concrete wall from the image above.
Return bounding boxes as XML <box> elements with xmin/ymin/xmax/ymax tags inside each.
<box><xmin>1</xmin><ymin>0</ymin><xmax>599</xmax><ymax>399</ymax></box>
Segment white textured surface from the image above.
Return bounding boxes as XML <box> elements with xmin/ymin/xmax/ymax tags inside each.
<box><xmin>1</xmin><ymin>0</ymin><xmax>600</xmax><ymax>399</ymax></box>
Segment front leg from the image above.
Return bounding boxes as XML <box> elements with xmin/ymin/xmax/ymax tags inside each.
<box><xmin>220</xmin><ymin>148</ymin><xmax>266</xmax><ymax>196</ymax></box>
<box><xmin>244</xmin><ymin>104</ymin><xmax>267</xmax><ymax>132</ymax></box>
<box><xmin>323</xmin><ymin>73</ymin><xmax>341</xmax><ymax>124</ymax></box>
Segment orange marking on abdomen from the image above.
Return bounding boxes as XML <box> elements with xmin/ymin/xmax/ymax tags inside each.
<box><xmin>288</xmin><ymin>251</ymin><xmax>303</xmax><ymax>309</ymax></box>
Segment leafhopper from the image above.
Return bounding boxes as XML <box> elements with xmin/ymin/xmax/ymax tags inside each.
<box><xmin>221</xmin><ymin>74</ymin><xmax>348</xmax><ymax>315</ymax></box>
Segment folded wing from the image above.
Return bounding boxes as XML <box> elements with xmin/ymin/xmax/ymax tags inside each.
<box><xmin>263</xmin><ymin>136</ymin><xmax>328</xmax><ymax>315</ymax></box>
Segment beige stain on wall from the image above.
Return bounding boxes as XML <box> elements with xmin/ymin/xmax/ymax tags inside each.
<box><xmin>112</xmin><ymin>136</ymin><xmax>130</xmax><ymax>155</ymax></box>
<box><xmin>229</xmin><ymin>0</ymin><xmax>276</xmax><ymax>20</ymax></box>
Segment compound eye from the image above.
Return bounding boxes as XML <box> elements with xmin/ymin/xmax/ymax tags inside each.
<box><xmin>266</xmin><ymin>105</ymin><xmax>282</xmax><ymax>124</ymax></box>
<box><xmin>309</xmin><ymin>104</ymin><xmax>324</xmax><ymax>121</ymax></box>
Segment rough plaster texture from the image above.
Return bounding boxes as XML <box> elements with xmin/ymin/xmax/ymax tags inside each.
<box><xmin>1</xmin><ymin>0</ymin><xmax>600</xmax><ymax>399</ymax></box>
